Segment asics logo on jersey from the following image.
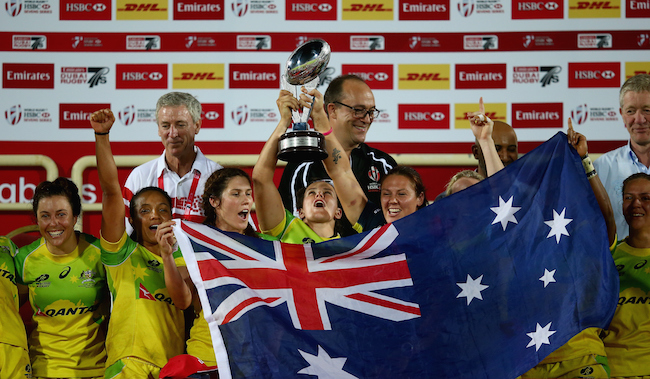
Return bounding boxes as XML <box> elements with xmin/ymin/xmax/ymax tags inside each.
<box><xmin>60</xmin><ymin>266</ymin><xmax>71</xmax><ymax>279</ymax></box>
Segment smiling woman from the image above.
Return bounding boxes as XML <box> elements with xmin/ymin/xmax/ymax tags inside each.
<box><xmin>91</xmin><ymin>108</ymin><xmax>187</xmax><ymax>378</ymax></box>
<box><xmin>14</xmin><ymin>177</ymin><xmax>108</xmax><ymax>378</ymax></box>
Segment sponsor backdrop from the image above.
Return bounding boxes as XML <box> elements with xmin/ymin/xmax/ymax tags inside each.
<box><xmin>1</xmin><ymin>0</ymin><xmax>649</xmax><ymax>232</ymax></box>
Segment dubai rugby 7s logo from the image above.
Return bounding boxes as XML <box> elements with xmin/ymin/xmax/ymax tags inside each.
<box><xmin>232</xmin><ymin>0</ymin><xmax>248</xmax><ymax>16</ymax></box>
<box><xmin>232</xmin><ymin>105</ymin><xmax>248</xmax><ymax>125</ymax></box>
<box><xmin>5</xmin><ymin>0</ymin><xmax>22</xmax><ymax>16</ymax></box>
<box><xmin>5</xmin><ymin>105</ymin><xmax>22</xmax><ymax>125</ymax></box>
<box><xmin>118</xmin><ymin>105</ymin><xmax>136</xmax><ymax>126</ymax></box>
<box><xmin>570</xmin><ymin>104</ymin><xmax>589</xmax><ymax>125</ymax></box>
<box><xmin>457</xmin><ymin>0</ymin><xmax>474</xmax><ymax>16</ymax></box>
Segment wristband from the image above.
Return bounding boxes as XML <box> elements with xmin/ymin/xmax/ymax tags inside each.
<box><xmin>582</xmin><ymin>154</ymin><xmax>597</xmax><ymax>178</ymax></box>
<box><xmin>322</xmin><ymin>128</ymin><xmax>333</xmax><ymax>136</ymax></box>
<box><xmin>95</xmin><ymin>131</ymin><xmax>109</xmax><ymax>135</ymax></box>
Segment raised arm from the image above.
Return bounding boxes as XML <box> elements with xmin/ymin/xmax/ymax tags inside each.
<box><xmin>90</xmin><ymin>109</ymin><xmax>124</xmax><ymax>243</ymax></box>
<box><xmin>467</xmin><ymin>97</ymin><xmax>504</xmax><ymax>177</ymax></box>
<box><xmin>301</xmin><ymin>88</ymin><xmax>368</xmax><ymax>225</ymax></box>
<box><xmin>567</xmin><ymin>118</ymin><xmax>616</xmax><ymax>246</ymax></box>
<box><xmin>156</xmin><ymin>221</ymin><xmax>193</xmax><ymax>309</ymax></box>
<box><xmin>252</xmin><ymin>90</ymin><xmax>300</xmax><ymax>231</ymax></box>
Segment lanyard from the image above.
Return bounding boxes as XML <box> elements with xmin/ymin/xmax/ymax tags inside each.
<box><xmin>158</xmin><ymin>169</ymin><xmax>202</xmax><ymax>219</ymax></box>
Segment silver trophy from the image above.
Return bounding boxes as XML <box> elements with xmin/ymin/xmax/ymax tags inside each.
<box><xmin>277</xmin><ymin>39</ymin><xmax>331</xmax><ymax>162</ymax></box>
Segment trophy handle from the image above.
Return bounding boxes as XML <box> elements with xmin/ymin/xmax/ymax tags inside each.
<box><xmin>281</xmin><ymin>74</ymin><xmax>319</xmax><ymax>131</ymax></box>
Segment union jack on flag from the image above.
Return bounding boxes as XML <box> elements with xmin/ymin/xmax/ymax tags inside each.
<box><xmin>178</xmin><ymin>222</ymin><xmax>420</xmax><ymax>331</ymax></box>
<box><xmin>174</xmin><ymin>133</ymin><xmax>619</xmax><ymax>379</ymax></box>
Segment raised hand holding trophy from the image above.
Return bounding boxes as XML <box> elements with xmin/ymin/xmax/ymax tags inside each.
<box><xmin>277</xmin><ymin>39</ymin><xmax>331</xmax><ymax>162</ymax></box>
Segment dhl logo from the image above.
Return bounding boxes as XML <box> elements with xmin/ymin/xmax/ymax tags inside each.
<box><xmin>172</xmin><ymin>64</ymin><xmax>224</xmax><ymax>89</ymax></box>
<box><xmin>116</xmin><ymin>0</ymin><xmax>168</xmax><ymax>18</ymax></box>
<box><xmin>342</xmin><ymin>0</ymin><xmax>392</xmax><ymax>19</ymax></box>
<box><xmin>174</xmin><ymin>73</ymin><xmax>223</xmax><ymax>80</ymax></box>
<box><xmin>625</xmin><ymin>62</ymin><xmax>650</xmax><ymax>79</ymax></box>
<box><xmin>118</xmin><ymin>3</ymin><xmax>166</xmax><ymax>10</ymax></box>
<box><xmin>454</xmin><ymin>102</ymin><xmax>507</xmax><ymax>129</ymax></box>
<box><xmin>568</xmin><ymin>0</ymin><xmax>619</xmax><ymax>17</ymax></box>
<box><xmin>456</xmin><ymin>111</ymin><xmax>499</xmax><ymax>120</ymax></box>
<box><xmin>570</xmin><ymin>1</ymin><xmax>618</xmax><ymax>8</ymax></box>
<box><xmin>398</xmin><ymin>64</ymin><xmax>450</xmax><ymax>89</ymax></box>
<box><xmin>399</xmin><ymin>73</ymin><xmax>449</xmax><ymax>81</ymax></box>
<box><xmin>344</xmin><ymin>3</ymin><xmax>391</xmax><ymax>11</ymax></box>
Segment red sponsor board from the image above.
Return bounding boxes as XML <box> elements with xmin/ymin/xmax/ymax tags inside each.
<box><xmin>60</xmin><ymin>0</ymin><xmax>111</xmax><ymax>20</ymax></box>
<box><xmin>173</xmin><ymin>0</ymin><xmax>224</xmax><ymax>19</ymax></box>
<box><xmin>285</xmin><ymin>0</ymin><xmax>336</xmax><ymax>20</ymax></box>
<box><xmin>626</xmin><ymin>0</ymin><xmax>650</xmax><ymax>17</ymax></box>
<box><xmin>511</xmin><ymin>0</ymin><xmax>562</xmax><ymax>19</ymax></box>
<box><xmin>568</xmin><ymin>62</ymin><xmax>620</xmax><ymax>88</ymax></box>
<box><xmin>455</xmin><ymin>63</ymin><xmax>506</xmax><ymax>89</ymax></box>
<box><xmin>229</xmin><ymin>63</ymin><xmax>279</xmax><ymax>89</ymax></box>
<box><xmin>115</xmin><ymin>63</ymin><xmax>168</xmax><ymax>89</ymax></box>
<box><xmin>511</xmin><ymin>103</ymin><xmax>563</xmax><ymax>128</ymax></box>
<box><xmin>398</xmin><ymin>0</ymin><xmax>449</xmax><ymax>20</ymax></box>
<box><xmin>3</xmin><ymin>63</ymin><xmax>54</xmax><ymax>89</ymax></box>
<box><xmin>201</xmin><ymin>103</ymin><xmax>225</xmax><ymax>128</ymax></box>
<box><xmin>398</xmin><ymin>104</ymin><xmax>449</xmax><ymax>129</ymax></box>
<box><xmin>341</xmin><ymin>64</ymin><xmax>393</xmax><ymax>89</ymax></box>
<box><xmin>59</xmin><ymin>103</ymin><xmax>111</xmax><ymax>128</ymax></box>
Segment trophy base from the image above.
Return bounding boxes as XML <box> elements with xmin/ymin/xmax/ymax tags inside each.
<box><xmin>278</xmin><ymin>130</ymin><xmax>328</xmax><ymax>162</ymax></box>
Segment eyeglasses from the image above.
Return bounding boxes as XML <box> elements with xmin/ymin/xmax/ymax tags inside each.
<box><xmin>333</xmin><ymin>101</ymin><xmax>380</xmax><ymax>120</ymax></box>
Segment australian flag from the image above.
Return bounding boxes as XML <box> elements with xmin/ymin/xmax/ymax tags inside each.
<box><xmin>173</xmin><ymin>132</ymin><xmax>619</xmax><ymax>379</ymax></box>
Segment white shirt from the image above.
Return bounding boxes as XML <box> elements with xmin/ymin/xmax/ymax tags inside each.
<box><xmin>123</xmin><ymin>146</ymin><xmax>222</xmax><ymax>233</ymax></box>
<box><xmin>593</xmin><ymin>142</ymin><xmax>650</xmax><ymax>240</ymax></box>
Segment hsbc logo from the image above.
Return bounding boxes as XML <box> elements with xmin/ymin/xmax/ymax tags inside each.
<box><xmin>517</xmin><ymin>1</ymin><xmax>557</xmax><ymax>10</ymax></box>
<box><xmin>601</xmin><ymin>70</ymin><xmax>615</xmax><ymax>79</ymax></box>
<box><xmin>116</xmin><ymin>64</ymin><xmax>167</xmax><ymax>89</ymax></box>
<box><xmin>568</xmin><ymin>62</ymin><xmax>619</xmax><ymax>88</ymax></box>
<box><xmin>205</xmin><ymin>111</ymin><xmax>219</xmax><ymax>120</ymax></box>
<box><xmin>63</xmin><ymin>2</ymin><xmax>106</xmax><ymax>11</ymax></box>
<box><xmin>122</xmin><ymin>71</ymin><xmax>163</xmax><ymax>81</ymax></box>
<box><xmin>399</xmin><ymin>104</ymin><xmax>449</xmax><ymax>129</ymax></box>
<box><xmin>342</xmin><ymin>65</ymin><xmax>393</xmax><ymax>90</ymax></box>
<box><xmin>286</xmin><ymin>0</ymin><xmax>335</xmax><ymax>18</ymax></box>
<box><xmin>404</xmin><ymin>112</ymin><xmax>446</xmax><ymax>121</ymax></box>
<box><xmin>574</xmin><ymin>70</ymin><xmax>611</xmax><ymax>79</ymax></box>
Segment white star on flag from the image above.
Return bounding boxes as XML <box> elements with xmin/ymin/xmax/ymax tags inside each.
<box><xmin>539</xmin><ymin>269</ymin><xmax>556</xmax><ymax>288</ymax></box>
<box><xmin>526</xmin><ymin>322</ymin><xmax>557</xmax><ymax>351</ymax></box>
<box><xmin>297</xmin><ymin>346</ymin><xmax>358</xmax><ymax>379</ymax></box>
<box><xmin>456</xmin><ymin>274</ymin><xmax>489</xmax><ymax>305</ymax></box>
<box><xmin>490</xmin><ymin>196</ymin><xmax>521</xmax><ymax>231</ymax></box>
<box><xmin>544</xmin><ymin>208</ymin><xmax>572</xmax><ymax>244</ymax></box>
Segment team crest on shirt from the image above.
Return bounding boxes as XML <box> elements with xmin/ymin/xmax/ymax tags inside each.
<box><xmin>147</xmin><ymin>259</ymin><xmax>163</xmax><ymax>273</ymax></box>
<box><xmin>80</xmin><ymin>269</ymin><xmax>97</xmax><ymax>288</ymax></box>
<box><xmin>367</xmin><ymin>166</ymin><xmax>381</xmax><ymax>192</ymax></box>
<box><xmin>34</xmin><ymin>273</ymin><xmax>51</xmax><ymax>287</ymax></box>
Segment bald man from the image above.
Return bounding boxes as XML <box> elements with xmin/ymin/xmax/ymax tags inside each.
<box><xmin>471</xmin><ymin>120</ymin><xmax>518</xmax><ymax>178</ymax></box>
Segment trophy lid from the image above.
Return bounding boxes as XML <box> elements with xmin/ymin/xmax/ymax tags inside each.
<box><xmin>285</xmin><ymin>39</ymin><xmax>331</xmax><ymax>86</ymax></box>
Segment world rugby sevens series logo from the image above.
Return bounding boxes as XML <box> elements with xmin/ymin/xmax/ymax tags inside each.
<box><xmin>571</xmin><ymin>104</ymin><xmax>589</xmax><ymax>126</ymax></box>
<box><xmin>457</xmin><ymin>0</ymin><xmax>474</xmax><ymax>17</ymax></box>
<box><xmin>118</xmin><ymin>105</ymin><xmax>136</xmax><ymax>126</ymax></box>
<box><xmin>5</xmin><ymin>0</ymin><xmax>22</xmax><ymax>16</ymax></box>
<box><xmin>5</xmin><ymin>105</ymin><xmax>22</xmax><ymax>125</ymax></box>
<box><xmin>232</xmin><ymin>0</ymin><xmax>249</xmax><ymax>17</ymax></box>
<box><xmin>232</xmin><ymin>105</ymin><xmax>248</xmax><ymax>125</ymax></box>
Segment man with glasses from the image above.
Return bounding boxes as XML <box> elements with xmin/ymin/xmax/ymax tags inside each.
<box><xmin>278</xmin><ymin>74</ymin><xmax>396</xmax><ymax>235</ymax></box>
